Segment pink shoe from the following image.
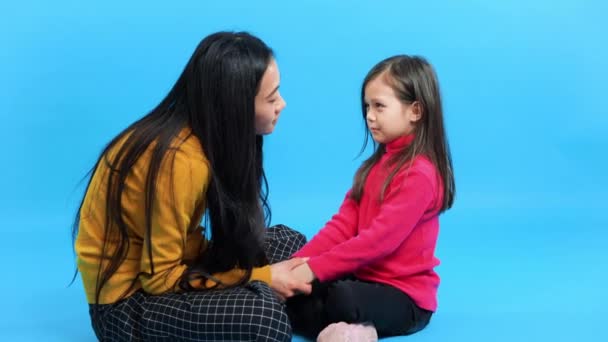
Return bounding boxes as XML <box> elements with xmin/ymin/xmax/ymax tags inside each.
<box><xmin>316</xmin><ymin>322</ymin><xmax>378</xmax><ymax>342</ymax></box>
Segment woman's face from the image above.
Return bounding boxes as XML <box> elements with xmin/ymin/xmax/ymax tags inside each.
<box><xmin>254</xmin><ymin>59</ymin><xmax>286</xmax><ymax>135</ymax></box>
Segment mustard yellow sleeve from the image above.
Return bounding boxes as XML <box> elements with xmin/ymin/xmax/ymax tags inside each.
<box><xmin>252</xmin><ymin>265</ymin><xmax>272</xmax><ymax>284</ymax></box>
<box><xmin>138</xmin><ymin>148</ymin><xmax>208</xmax><ymax>295</ymax></box>
<box><xmin>189</xmin><ymin>265</ymin><xmax>272</xmax><ymax>289</ymax></box>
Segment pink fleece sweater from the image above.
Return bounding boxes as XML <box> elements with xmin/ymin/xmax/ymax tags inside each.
<box><xmin>294</xmin><ymin>134</ymin><xmax>443</xmax><ymax>311</ymax></box>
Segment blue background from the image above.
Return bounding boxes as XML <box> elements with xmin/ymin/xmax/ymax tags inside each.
<box><xmin>1</xmin><ymin>0</ymin><xmax>607</xmax><ymax>341</ymax></box>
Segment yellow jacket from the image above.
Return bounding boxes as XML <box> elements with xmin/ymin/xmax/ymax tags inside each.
<box><xmin>75</xmin><ymin>129</ymin><xmax>271</xmax><ymax>304</ymax></box>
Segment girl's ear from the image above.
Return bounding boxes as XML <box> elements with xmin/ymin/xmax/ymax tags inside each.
<box><xmin>409</xmin><ymin>101</ymin><xmax>423</xmax><ymax>122</ymax></box>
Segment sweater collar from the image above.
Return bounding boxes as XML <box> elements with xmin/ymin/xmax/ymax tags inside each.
<box><xmin>385</xmin><ymin>134</ymin><xmax>415</xmax><ymax>154</ymax></box>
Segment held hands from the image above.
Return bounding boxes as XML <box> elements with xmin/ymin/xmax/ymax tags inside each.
<box><xmin>291</xmin><ymin>261</ymin><xmax>316</xmax><ymax>284</ymax></box>
<box><xmin>269</xmin><ymin>257</ymin><xmax>315</xmax><ymax>300</ymax></box>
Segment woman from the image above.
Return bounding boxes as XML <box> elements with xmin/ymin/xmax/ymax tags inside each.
<box><xmin>74</xmin><ymin>31</ymin><xmax>309</xmax><ymax>341</ymax></box>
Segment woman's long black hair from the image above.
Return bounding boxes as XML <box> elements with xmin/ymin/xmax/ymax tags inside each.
<box><xmin>73</xmin><ymin>31</ymin><xmax>273</xmax><ymax>304</ymax></box>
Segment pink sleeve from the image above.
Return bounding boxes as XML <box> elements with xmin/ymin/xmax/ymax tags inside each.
<box><xmin>307</xmin><ymin>170</ymin><xmax>436</xmax><ymax>281</ymax></box>
<box><xmin>294</xmin><ymin>191</ymin><xmax>359</xmax><ymax>258</ymax></box>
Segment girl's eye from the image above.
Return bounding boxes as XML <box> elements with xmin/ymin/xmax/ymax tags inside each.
<box><xmin>375</xmin><ymin>103</ymin><xmax>385</xmax><ymax>108</ymax></box>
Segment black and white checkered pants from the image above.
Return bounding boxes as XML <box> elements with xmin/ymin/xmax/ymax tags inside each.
<box><xmin>89</xmin><ymin>225</ymin><xmax>306</xmax><ymax>342</ymax></box>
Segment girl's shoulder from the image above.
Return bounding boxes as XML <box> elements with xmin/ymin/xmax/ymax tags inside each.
<box><xmin>389</xmin><ymin>154</ymin><xmax>440</xmax><ymax>197</ymax></box>
<box><xmin>408</xmin><ymin>155</ymin><xmax>438</xmax><ymax>182</ymax></box>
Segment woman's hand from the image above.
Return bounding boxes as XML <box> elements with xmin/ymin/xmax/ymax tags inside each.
<box><xmin>270</xmin><ymin>258</ymin><xmax>313</xmax><ymax>299</ymax></box>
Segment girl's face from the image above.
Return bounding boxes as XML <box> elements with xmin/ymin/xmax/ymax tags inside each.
<box><xmin>254</xmin><ymin>59</ymin><xmax>286</xmax><ymax>135</ymax></box>
<box><xmin>364</xmin><ymin>73</ymin><xmax>421</xmax><ymax>144</ymax></box>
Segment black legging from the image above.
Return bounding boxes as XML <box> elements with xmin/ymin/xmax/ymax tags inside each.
<box><xmin>286</xmin><ymin>276</ymin><xmax>433</xmax><ymax>339</ymax></box>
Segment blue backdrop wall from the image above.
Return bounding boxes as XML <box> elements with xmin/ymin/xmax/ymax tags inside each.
<box><xmin>1</xmin><ymin>1</ymin><xmax>606</xmax><ymax>340</ymax></box>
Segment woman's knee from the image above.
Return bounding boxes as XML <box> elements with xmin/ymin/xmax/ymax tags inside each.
<box><xmin>269</xmin><ymin>224</ymin><xmax>307</xmax><ymax>248</ymax></box>
<box><xmin>248</xmin><ymin>283</ymin><xmax>292</xmax><ymax>341</ymax></box>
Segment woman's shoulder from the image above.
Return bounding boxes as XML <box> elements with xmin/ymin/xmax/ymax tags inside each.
<box><xmin>155</xmin><ymin>129</ymin><xmax>210</xmax><ymax>196</ymax></box>
<box><xmin>172</xmin><ymin>128</ymin><xmax>208</xmax><ymax>167</ymax></box>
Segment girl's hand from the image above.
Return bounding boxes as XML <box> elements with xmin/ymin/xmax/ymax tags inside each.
<box><xmin>270</xmin><ymin>258</ymin><xmax>313</xmax><ymax>299</ymax></box>
<box><xmin>291</xmin><ymin>262</ymin><xmax>316</xmax><ymax>284</ymax></box>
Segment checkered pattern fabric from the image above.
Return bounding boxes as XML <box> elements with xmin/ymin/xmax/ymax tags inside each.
<box><xmin>89</xmin><ymin>225</ymin><xmax>306</xmax><ymax>341</ymax></box>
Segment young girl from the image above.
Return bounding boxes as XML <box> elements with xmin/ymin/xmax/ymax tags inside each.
<box><xmin>73</xmin><ymin>31</ymin><xmax>311</xmax><ymax>341</ymax></box>
<box><xmin>287</xmin><ymin>55</ymin><xmax>455</xmax><ymax>341</ymax></box>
